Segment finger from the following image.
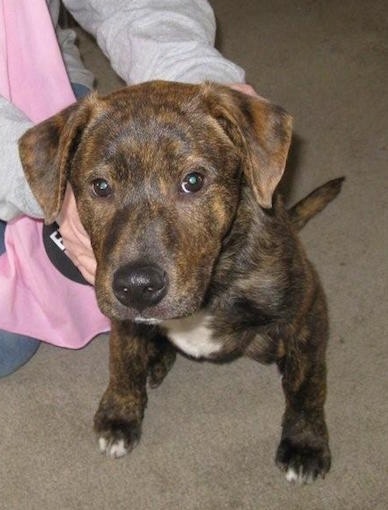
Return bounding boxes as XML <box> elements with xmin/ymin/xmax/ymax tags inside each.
<box><xmin>229</xmin><ymin>83</ymin><xmax>266</xmax><ymax>100</ymax></box>
<box><xmin>63</xmin><ymin>249</ymin><xmax>96</xmax><ymax>285</ymax></box>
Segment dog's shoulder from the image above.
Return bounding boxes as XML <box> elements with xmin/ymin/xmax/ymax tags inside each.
<box><xmin>211</xmin><ymin>189</ymin><xmax>305</xmax><ymax>309</ymax></box>
<box><xmin>201</xmin><ymin>189</ymin><xmax>313</xmax><ymax>354</ymax></box>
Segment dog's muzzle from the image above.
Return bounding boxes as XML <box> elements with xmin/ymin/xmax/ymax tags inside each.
<box><xmin>112</xmin><ymin>262</ymin><xmax>168</xmax><ymax>311</ymax></box>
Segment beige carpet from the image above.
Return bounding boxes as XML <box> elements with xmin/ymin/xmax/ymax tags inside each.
<box><xmin>1</xmin><ymin>1</ymin><xmax>387</xmax><ymax>508</ymax></box>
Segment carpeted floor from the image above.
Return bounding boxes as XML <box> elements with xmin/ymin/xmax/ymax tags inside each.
<box><xmin>1</xmin><ymin>1</ymin><xmax>387</xmax><ymax>509</ymax></box>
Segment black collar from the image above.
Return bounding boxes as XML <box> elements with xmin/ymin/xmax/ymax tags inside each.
<box><xmin>42</xmin><ymin>223</ymin><xmax>90</xmax><ymax>286</ymax></box>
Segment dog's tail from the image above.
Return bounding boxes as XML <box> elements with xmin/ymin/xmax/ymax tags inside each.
<box><xmin>288</xmin><ymin>177</ymin><xmax>345</xmax><ymax>231</ymax></box>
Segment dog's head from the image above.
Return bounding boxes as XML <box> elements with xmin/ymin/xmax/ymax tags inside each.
<box><xmin>19</xmin><ymin>81</ymin><xmax>292</xmax><ymax>322</ymax></box>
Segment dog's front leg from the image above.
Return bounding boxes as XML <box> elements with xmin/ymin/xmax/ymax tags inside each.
<box><xmin>275</xmin><ymin>303</ymin><xmax>331</xmax><ymax>483</ymax></box>
<box><xmin>94</xmin><ymin>320</ymin><xmax>150</xmax><ymax>459</ymax></box>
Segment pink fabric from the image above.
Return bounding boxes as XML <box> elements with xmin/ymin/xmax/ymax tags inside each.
<box><xmin>0</xmin><ymin>219</ymin><xmax>110</xmax><ymax>348</ymax></box>
<box><xmin>0</xmin><ymin>0</ymin><xmax>110</xmax><ymax>347</ymax></box>
<box><xmin>0</xmin><ymin>0</ymin><xmax>75</xmax><ymax>121</ymax></box>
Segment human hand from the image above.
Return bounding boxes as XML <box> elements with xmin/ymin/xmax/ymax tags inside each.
<box><xmin>57</xmin><ymin>184</ymin><xmax>96</xmax><ymax>285</ymax></box>
<box><xmin>229</xmin><ymin>83</ymin><xmax>265</xmax><ymax>100</ymax></box>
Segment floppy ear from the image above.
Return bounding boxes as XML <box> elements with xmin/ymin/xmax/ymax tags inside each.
<box><xmin>203</xmin><ymin>84</ymin><xmax>293</xmax><ymax>209</ymax></box>
<box><xmin>18</xmin><ymin>96</ymin><xmax>95</xmax><ymax>223</ymax></box>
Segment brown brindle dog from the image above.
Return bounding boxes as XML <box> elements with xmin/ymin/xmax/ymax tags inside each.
<box><xmin>19</xmin><ymin>81</ymin><xmax>343</xmax><ymax>484</ymax></box>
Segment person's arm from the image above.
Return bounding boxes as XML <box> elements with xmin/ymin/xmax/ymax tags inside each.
<box><xmin>62</xmin><ymin>0</ymin><xmax>245</xmax><ymax>85</ymax></box>
<box><xmin>0</xmin><ymin>96</ymin><xmax>43</xmax><ymax>221</ymax></box>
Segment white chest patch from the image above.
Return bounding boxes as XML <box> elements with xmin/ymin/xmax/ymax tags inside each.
<box><xmin>163</xmin><ymin>312</ymin><xmax>221</xmax><ymax>359</ymax></box>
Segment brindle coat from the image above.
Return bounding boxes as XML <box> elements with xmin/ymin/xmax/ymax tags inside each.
<box><xmin>19</xmin><ymin>81</ymin><xmax>343</xmax><ymax>483</ymax></box>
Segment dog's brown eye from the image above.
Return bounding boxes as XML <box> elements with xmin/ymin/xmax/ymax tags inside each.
<box><xmin>180</xmin><ymin>172</ymin><xmax>204</xmax><ymax>194</ymax></box>
<box><xmin>91</xmin><ymin>178</ymin><xmax>112</xmax><ymax>198</ymax></box>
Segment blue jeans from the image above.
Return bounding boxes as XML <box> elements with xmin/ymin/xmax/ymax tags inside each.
<box><xmin>0</xmin><ymin>220</ymin><xmax>40</xmax><ymax>377</ymax></box>
<box><xmin>71</xmin><ymin>83</ymin><xmax>90</xmax><ymax>100</ymax></box>
<box><xmin>0</xmin><ymin>83</ymin><xmax>90</xmax><ymax>377</ymax></box>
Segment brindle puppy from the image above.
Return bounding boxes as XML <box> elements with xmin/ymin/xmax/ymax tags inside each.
<box><xmin>19</xmin><ymin>81</ymin><xmax>343</xmax><ymax>484</ymax></box>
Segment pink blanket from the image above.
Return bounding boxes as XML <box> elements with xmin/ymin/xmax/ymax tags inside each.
<box><xmin>0</xmin><ymin>0</ymin><xmax>110</xmax><ymax>347</ymax></box>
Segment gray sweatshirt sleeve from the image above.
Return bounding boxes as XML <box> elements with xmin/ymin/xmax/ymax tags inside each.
<box><xmin>0</xmin><ymin>97</ymin><xmax>43</xmax><ymax>221</ymax></box>
<box><xmin>56</xmin><ymin>27</ymin><xmax>95</xmax><ymax>90</ymax></box>
<box><xmin>62</xmin><ymin>0</ymin><xmax>245</xmax><ymax>85</ymax></box>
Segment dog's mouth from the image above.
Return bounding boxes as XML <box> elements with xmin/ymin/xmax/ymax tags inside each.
<box><xmin>133</xmin><ymin>317</ymin><xmax>163</xmax><ymax>325</ymax></box>
<box><xmin>108</xmin><ymin>294</ymin><xmax>204</xmax><ymax>323</ymax></box>
<box><xmin>96</xmin><ymin>279</ymin><xmax>205</xmax><ymax>323</ymax></box>
<box><xmin>95</xmin><ymin>256</ymin><xmax>212</xmax><ymax>323</ymax></box>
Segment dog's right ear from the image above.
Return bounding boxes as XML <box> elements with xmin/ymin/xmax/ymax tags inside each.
<box><xmin>18</xmin><ymin>95</ymin><xmax>95</xmax><ymax>224</ymax></box>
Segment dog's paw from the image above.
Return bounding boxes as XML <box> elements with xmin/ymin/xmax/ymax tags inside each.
<box><xmin>95</xmin><ymin>418</ymin><xmax>141</xmax><ymax>459</ymax></box>
<box><xmin>98</xmin><ymin>436</ymin><xmax>130</xmax><ymax>459</ymax></box>
<box><xmin>275</xmin><ymin>438</ymin><xmax>331</xmax><ymax>484</ymax></box>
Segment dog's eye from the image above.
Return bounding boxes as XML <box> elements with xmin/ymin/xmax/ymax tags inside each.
<box><xmin>180</xmin><ymin>172</ymin><xmax>204</xmax><ymax>194</ymax></box>
<box><xmin>91</xmin><ymin>178</ymin><xmax>112</xmax><ymax>198</ymax></box>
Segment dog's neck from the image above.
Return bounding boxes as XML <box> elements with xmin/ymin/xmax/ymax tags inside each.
<box><xmin>207</xmin><ymin>186</ymin><xmax>275</xmax><ymax>290</ymax></box>
<box><xmin>203</xmin><ymin>186</ymin><xmax>298</xmax><ymax>325</ymax></box>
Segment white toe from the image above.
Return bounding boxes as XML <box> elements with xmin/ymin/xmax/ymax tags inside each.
<box><xmin>98</xmin><ymin>437</ymin><xmax>128</xmax><ymax>458</ymax></box>
<box><xmin>286</xmin><ymin>467</ymin><xmax>303</xmax><ymax>483</ymax></box>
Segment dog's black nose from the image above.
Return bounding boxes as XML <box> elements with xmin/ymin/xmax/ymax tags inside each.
<box><xmin>113</xmin><ymin>263</ymin><xmax>168</xmax><ymax>310</ymax></box>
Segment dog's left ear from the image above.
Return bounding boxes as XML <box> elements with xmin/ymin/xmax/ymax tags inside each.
<box><xmin>203</xmin><ymin>84</ymin><xmax>292</xmax><ymax>209</ymax></box>
<box><xmin>18</xmin><ymin>95</ymin><xmax>96</xmax><ymax>223</ymax></box>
